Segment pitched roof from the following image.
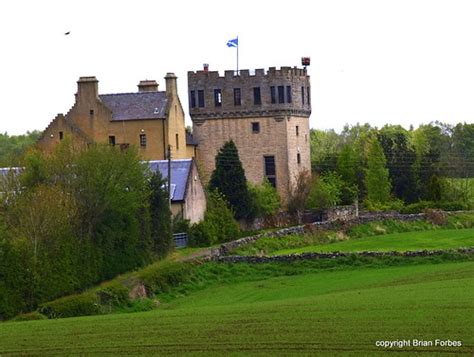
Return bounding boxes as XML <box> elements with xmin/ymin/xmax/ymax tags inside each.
<box><xmin>147</xmin><ymin>159</ymin><xmax>192</xmax><ymax>202</ymax></box>
<box><xmin>99</xmin><ymin>91</ymin><xmax>168</xmax><ymax>121</ymax></box>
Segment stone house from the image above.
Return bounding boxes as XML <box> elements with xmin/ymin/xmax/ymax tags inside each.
<box><xmin>188</xmin><ymin>66</ymin><xmax>311</xmax><ymax>203</ymax></box>
<box><xmin>148</xmin><ymin>159</ymin><xmax>206</xmax><ymax>223</ymax></box>
<box><xmin>37</xmin><ymin>74</ymin><xmax>197</xmax><ymax>160</ymax></box>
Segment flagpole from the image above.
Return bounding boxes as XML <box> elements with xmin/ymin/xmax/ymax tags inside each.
<box><xmin>236</xmin><ymin>36</ymin><xmax>239</xmax><ymax>75</ymax></box>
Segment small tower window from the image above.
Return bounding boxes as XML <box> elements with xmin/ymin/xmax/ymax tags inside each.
<box><xmin>278</xmin><ymin>86</ymin><xmax>285</xmax><ymax>103</ymax></box>
<box><xmin>264</xmin><ymin>156</ymin><xmax>276</xmax><ymax>188</ymax></box>
<box><xmin>270</xmin><ymin>86</ymin><xmax>276</xmax><ymax>104</ymax></box>
<box><xmin>59</xmin><ymin>131</ymin><xmax>64</xmax><ymax>140</ymax></box>
<box><xmin>252</xmin><ymin>122</ymin><xmax>260</xmax><ymax>133</ymax></box>
<box><xmin>301</xmin><ymin>86</ymin><xmax>305</xmax><ymax>105</ymax></box>
<box><xmin>286</xmin><ymin>86</ymin><xmax>292</xmax><ymax>103</ymax></box>
<box><xmin>214</xmin><ymin>89</ymin><xmax>222</xmax><ymax>107</ymax></box>
<box><xmin>109</xmin><ymin>136</ymin><xmax>116</xmax><ymax>146</ymax></box>
<box><xmin>253</xmin><ymin>87</ymin><xmax>261</xmax><ymax>105</ymax></box>
<box><xmin>190</xmin><ymin>90</ymin><xmax>196</xmax><ymax>108</ymax></box>
<box><xmin>176</xmin><ymin>133</ymin><xmax>179</xmax><ymax>150</ymax></box>
<box><xmin>307</xmin><ymin>86</ymin><xmax>311</xmax><ymax>105</ymax></box>
<box><xmin>297</xmin><ymin>153</ymin><xmax>301</xmax><ymax>164</ymax></box>
<box><xmin>89</xmin><ymin>109</ymin><xmax>94</xmax><ymax>116</ymax></box>
<box><xmin>296</xmin><ymin>126</ymin><xmax>299</xmax><ymax>136</ymax></box>
<box><xmin>233</xmin><ymin>88</ymin><xmax>241</xmax><ymax>106</ymax></box>
<box><xmin>198</xmin><ymin>90</ymin><xmax>205</xmax><ymax>108</ymax></box>
<box><xmin>139</xmin><ymin>134</ymin><xmax>147</xmax><ymax>147</ymax></box>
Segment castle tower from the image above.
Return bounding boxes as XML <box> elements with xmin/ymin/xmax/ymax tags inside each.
<box><xmin>188</xmin><ymin>66</ymin><xmax>311</xmax><ymax>202</ymax></box>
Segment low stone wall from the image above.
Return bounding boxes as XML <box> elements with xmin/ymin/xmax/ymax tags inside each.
<box><xmin>214</xmin><ymin>212</ymin><xmax>426</xmax><ymax>257</ymax></box>
<box><xmin>214</xmin><ymin>247</ymin><xmax>474</xmax><ymax>264</ymax></box>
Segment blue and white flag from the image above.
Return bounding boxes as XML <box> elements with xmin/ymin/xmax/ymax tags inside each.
<box><xmin>227</xmin><ymin>37</ymin><xmax>238</xmax><ymax>48</ymax></box>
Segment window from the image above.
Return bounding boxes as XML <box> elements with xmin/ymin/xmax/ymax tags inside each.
<box><xmin>307</xmin><ymin>86</ymin><xmax>311</xmax><ymax>105</ymax></box>
<box><xmin>264</xmin><ymin>156</ymin><xmax>276</xmax><ymax>188</ymax></box>
<box><xmin>109</xmin><ymin>135</ymin><xmax>116</xmax><ymax>146</ymax></box>
<box><xmin>233</xmin><ymin>88</ymin><xmax>241</xmax><ymax>106</ymax></box>
<box><xmin>89</xmin><ymin>109</ymin><xmax>94</xmax><ymax>116</ymax></box>
<box><xmin>252</xmin><ymin>122</ymin><xmax>260</xmax><ymax>133</ymax></box>
<box><xmin>278</xmin><ymin>86</ymin><xmax>285</xmax><ymax>103</ymax></box>
<box><xmin>198</xmin><ymin>90</ymin><xmax>205</xmax><ymax>108</ymax></box>
<box><xmin>214</xmin><ymin>89</ymin><xmax>222</xmax><ymax>107</ymax></box>
<box><xmin>139</xmin><ymin>134</ymin><xmax>146</xmax><ymax>147</ymax></box>
<box><xmin>270</xmin><ymin>86</ymin><xmax>276</xmax><ymax>104</ymax></box>
<box><xmin>190</xmin><ymin>90</ymin><xmax>196</xmax><ymax>108</ymax></box>
<box><xmin>301</xmin><ymin>86</ymin><xmax>305</xmax><ymax>105</ymax></box>
<box><xmin>59</xmin><ymin>131</ymin><xmax>63</xmax><ymax>140</ymax></box>
<box><xmin>253</xmin><ymin>87</ymin><xmax>261</xmax><ymax>105</ymax></box>
<box><xmin>297</xmin><ymin>153</ymin><xmax>301</xmax><ymax>164</ymax></box>
<box><xmin>176</xmin><ymin>133</ymin><xmax>179</xmax><ymax>150</ymax></box>
<box><xmin>296</xmin><ymin>126</ymin><xmax>299</xmax><ymax>136</ymax></box>
<box><xmin>286</xmin><ymin>86</ymin><xmax>292</xmax><ymax>103</ymax></box>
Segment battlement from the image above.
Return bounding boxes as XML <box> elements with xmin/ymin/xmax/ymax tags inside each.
<box><xmin>187</xmin><ymin>66</ymin><xmax>307</xmax><ymax>80</ymax></box>
<box><xmin>187</xmin><ymin>66</ymin><xmax>311</xmax><ymax>121</ymax></box>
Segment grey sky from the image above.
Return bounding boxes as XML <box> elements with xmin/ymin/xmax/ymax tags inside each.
<box><xmin>1</xmin><ymin>0</ymin><xmax>473</xmax><ymax>135</ymax></box>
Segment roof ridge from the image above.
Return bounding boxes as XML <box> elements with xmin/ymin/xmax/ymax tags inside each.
<box><xmin>100</xmin><ymin>91</ymin><xmax>165</xmax><ymax>97</ymax></box>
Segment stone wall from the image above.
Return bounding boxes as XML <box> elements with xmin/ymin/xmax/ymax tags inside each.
<box><xmin>211</xmin><ymin>212</ymin><xmax>427</xmax><ymax>258</ymax></box>
<box><xmin>214</xmin><ymin>247</ymin><xmax>474</xmax><ymax>264</ymax></box>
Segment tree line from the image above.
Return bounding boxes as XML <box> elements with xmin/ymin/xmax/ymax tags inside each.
<box><xmin>307</xmin><ymin>122</ymin><xmax>474</xmax><ymax>211</ymax></box>
<box><xmin>0</xmin><ymin>141</ymin><xmax>172</xmax><ymax>319</ymax></box>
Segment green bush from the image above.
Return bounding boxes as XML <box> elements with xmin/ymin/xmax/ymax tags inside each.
<box><xmin>400</xmin><ymin>201</ymin><xmax>435</xmax><ymax>214</ymax></box>
<box><xmin>96</xmin><ymin>283</ymin><xmax>130</xmax><ymax>307</ymax></box>
<box><xmin>139</xmin><ymin>260</ymin><xmax>194</xmax><ymax>295</ymax></box>
<box><xmin>39</xmin><ymin>293</ymin><xmax>100</xmax><ymax>319</ymax></box>
<box><xmin>248</xmin><ymin>179</ymin><xmax>280</xmax><ymax>218</ymax></box>
<box><xmin>188</xmin><ymin>191</ymin><xmax>240</xmax><ymax>247</ymax></box>
<box><xmin>11</xmin><ymin>311</ymin><xmax>47</xmax><ymax>322</ymax></box>
<box><xmin>306</xmin><ymin>172</ymin><xmax>343</xmax><ymax>212</ymax></box>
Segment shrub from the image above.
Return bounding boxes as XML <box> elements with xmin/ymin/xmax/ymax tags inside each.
<box><xmin>11</xmin><ymin>311</ymin><xmax>47</xmax><ymax>322</ymax></box>
<box><xmin>96</xmin><ymin>283</ymin><xmax>130</xmax><ymax>307</ymax></box>
<box><xmin>400</xmin><ymin>201</ymin><xmax>435</xmax><ymax>214</ymax></box>
<box><xmin>188</xmin><ymin>191</ymin><xmax>240</xmax><ymax>247</ymax></box>
<box><xmin>424</xmin><ymin>209</ymin><xmax>448</xmax><ymax>226</ymax></box>
<box><xmin>248</xmin><ymin>179</ymin><xmax>280</xmax><ymax>218</ymax></box>
<box><xmin>139</xmin><ymin>260</ymin><xmax>193</xmax><ymax>295</ymax></box>
<box><xmin>39</xmin><ymin>293</ymin><xmax>100</xmax><ymax>319</ymax></box>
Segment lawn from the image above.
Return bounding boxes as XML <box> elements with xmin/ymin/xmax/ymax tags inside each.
<box><xmin>272</xmin><ymin>228</ymin><xmax>474</xmax><ymax>255</ymax></box>
<box><xmin>1</xmin><ymin>261</ymin><xmax>473</xmax><ymax>355</ymax></box>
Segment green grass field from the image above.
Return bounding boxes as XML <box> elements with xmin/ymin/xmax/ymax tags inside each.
<box><xmin>1</xmin><ymin>261</ymin><xmax>473</xmax><ymax>355</ymax></box>
<box><xmin>272</xmin><ymin>228</ymin><xmax>474</xmax><ymax>255</ymax></box>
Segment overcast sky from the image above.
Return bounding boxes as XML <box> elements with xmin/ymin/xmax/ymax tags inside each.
<box><xmin>1</xmin><ymin>0</ymin><xmax>473</xmax><ymax>135</ymax></box>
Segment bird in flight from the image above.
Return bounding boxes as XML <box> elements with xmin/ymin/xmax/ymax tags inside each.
<box><xmin>64</xmin><ymin>31</ymin><xmax>70</xmax><ymax>35</ymax></box>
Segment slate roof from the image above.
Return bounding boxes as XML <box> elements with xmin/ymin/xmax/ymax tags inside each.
<box><xmin>185</xmin><ymin>131</ymin><xmax>199</xmax><ymax>146</ymax></box>
<box><xmin>147</xmin><ymin>159</ymin><xmax>192</xmax><ymax>202</ymax></box>
<box><xmin>99</xmin><ymin>91</ymin><xmax>168</xmax><ymax>121</ymax></box>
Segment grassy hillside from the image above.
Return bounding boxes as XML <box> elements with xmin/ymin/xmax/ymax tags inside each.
<box><xmin>273</xmin><ymin>228</ymin><xmax>474</xmax><ymax>255</ymax></box>
<box><xmin>1</xmin><ymin>261</ymin><xmax>473</xmax><ymax>355</ymax></box>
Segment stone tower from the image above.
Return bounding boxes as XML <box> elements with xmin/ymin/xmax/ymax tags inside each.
<box><xmin>188</xmin><ymin>66</ymin><xmax>311</xmax><ymax>202</ymax></box>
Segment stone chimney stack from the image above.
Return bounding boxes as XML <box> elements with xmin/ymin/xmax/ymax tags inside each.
<box><xmin>137</xmin><ymin>80</ymin><xmax>159</xmax><ymax>92</ymax></box>
<box><xmin>165</xmin><ymin>73</ymin><xmax>178</xmax><ymax>97</ymax></box>
<box><xmin>76</xmin><ymin>76</ymin><xmax>99</xmax><ymax>103</ymax></box>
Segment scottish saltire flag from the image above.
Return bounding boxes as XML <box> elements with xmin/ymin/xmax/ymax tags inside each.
<box><xmin>227</xmin><ymin>37</ymin><xmax>238</xmax><ymax>47</ymax></box>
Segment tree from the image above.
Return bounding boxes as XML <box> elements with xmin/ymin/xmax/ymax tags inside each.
<box><xmin>287</xmin><ymin>170</ymin><xmax>312</xmax><ymax>223</ymax></box>
<box><xmin>306</xmin><ymin>172</ymin><xmax>343</xmax><ymax>212</ymax></box>
<box><xmin>149</xmin><ymin>171</ymin><xmax>172</xmax><ymax>258</ymax></box>
<box><xmin>209</xmin><ymin>140</ymin><xmax>253</xmax><ymax>220</ymax></box>
<box><xmin>365</xmin><ymin>138</ymin><xmax>391</xmax><ymax>204</ymax></box>
<box><xmin>377</xmin><ymin>126</ymin><xmax>417</xmax><ymax>203</ymax></box>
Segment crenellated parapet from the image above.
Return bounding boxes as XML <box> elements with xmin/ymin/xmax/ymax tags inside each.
<box><xmin>187</xmin><ymin>66</ymin><xmax>311</xmax><ymax>122</ymax></box>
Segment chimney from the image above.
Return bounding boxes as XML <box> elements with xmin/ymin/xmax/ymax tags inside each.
<box><xmin>76</xmin><ymin>76</ymin><xmax>99</xmax><ymax>103</ymax></box>
<box><xmin>138</xmin><ymin>80</ymin><xmax>159</xmax><ymax>92</ymax></box>
<box><xmin>165</xmin><ymin>73</ymin><xmax>178</xmax><ymax>97</ymax></box>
